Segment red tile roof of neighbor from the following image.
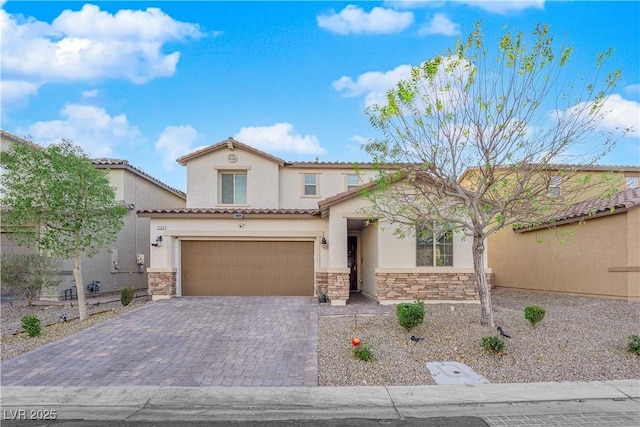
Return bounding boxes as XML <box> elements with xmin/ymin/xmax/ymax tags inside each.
<box><xmin>137</xmin><ymin>208</ymin><xmax>320</xmax><ymax>216</ymax></box>
<box><xmin>517</xmin><ymin>187</ymin><xmax>640</xmax><ymax>232</ymax></box>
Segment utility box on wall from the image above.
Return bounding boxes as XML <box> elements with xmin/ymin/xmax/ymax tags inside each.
<box><xmin>111</xmin><ymin>249</ymin><xmax>119</xmax><ymax>273</ymax></box>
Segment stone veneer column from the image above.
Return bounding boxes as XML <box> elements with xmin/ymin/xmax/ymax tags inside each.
<box><xmin>148</xmin><ymin>271</ymin><xmax>176</xmax><ymax>300</ymax></box>
<box><xmin>327</xmin><ymin>271</ymin><xmax>350</xmax><ymax>305</ymax></box>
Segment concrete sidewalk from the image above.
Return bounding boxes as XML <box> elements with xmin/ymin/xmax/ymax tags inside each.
<box><xmin>1</xmin><ymin>380</ymin><xmax>638</xmax><ymax>423</ymax></box>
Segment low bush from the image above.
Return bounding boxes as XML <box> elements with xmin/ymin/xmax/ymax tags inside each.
<box><xmin>21</xmin><ymin>314</ymin><xmax>42</xmax><ymax>337</ymax></box>
<box><xmin>524</xmin><ymin>305</ymin><xmax>546</xmax><ymax>327</ymax></box>
<box><xmin>120</xmin><ymin>286</ymin><xmax>136</xmax><ymax>306</ymax></box>
<box><xmin>397</xmin><ymin>301</ymin><xmax>425</xmax><ymax>331</ymax></box>
<box><xmin>353</xmin><ymin>342</ymin><xmax>373</xmax><ymax>361</ymax></box>
<box><xmin>627</xmin><ymin>335</ymin><xmax>640</xmax><ymax>356</ymax></box>
<box><xmin>480</xmin><ymin>335</ymin><xmax>505</xmax><ymax>353</ymax></box>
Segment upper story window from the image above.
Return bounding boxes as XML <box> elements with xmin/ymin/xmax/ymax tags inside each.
<box><xmin>416</xmin><ymin>224</ymin><xmax>453</xmax><ymax>267</ymax></box>
<box><xmin>303</xmin><ymin>173</ymin><xmax>318</xmax><ymax>196</ymax></box>
<box><xmin>221</xmin><ymin>172</ymin><xmax>247</xmax><ymax>204</ymax></box>
<box><xmin>626</xmin><ymin>176</ymin><xmax>638</xmax><ymax>189</ymax></box>
<box><xmin>549</xmin><ymin>176</ymin><xmax>561</xmax><ymax>197</ymax></box>
<box><xmin>346</xmin><ymin>174</ymin><xmax>359</xmax><ymax>190</ymax></box>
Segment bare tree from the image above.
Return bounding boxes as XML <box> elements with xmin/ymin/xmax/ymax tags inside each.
<box><xmin>362</xmin><ymin>22</ymin><xmax>628</xmax><ymax>327</ymax></box>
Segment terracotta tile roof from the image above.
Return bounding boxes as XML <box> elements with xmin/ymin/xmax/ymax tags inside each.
<box><xmin>517</xmin><ymin>187</ymin><xmax>640</xmax><ymax>232</ymax></box>
<box><xmin>0</xmin><ymin>129</ymin><xmax>32</xmax><ymax>144</ymax></box>
<box><xmin>318</xmin><ymin>181</ymin><xmax>377</xmax><ymax>209</ymax></box>
<box><xmin>176</xmin><ymin>138</ymin><xmax>286</xmax><ymax>166</ymax></box>
<box><xmin>93</xmin><ymin>158</ymin><xmax>186</xmax><ymax>199</ymax></box>
<box><xmin>137</xmin><ymin>208</ymin><xmax>320</xmax><ymax>216</ymax></box>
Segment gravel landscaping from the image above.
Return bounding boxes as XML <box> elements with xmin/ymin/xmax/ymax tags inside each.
<box><xmin>0</xmin><ymin>297</ymin><xmax>151</xmax><ymax>361</ymax></box>
<box><xmin>319</xmin><ymin>288</ymin><xmax>640</xmax><ymax>386</ymax></box>
<box><xmin>1</xmin><ymin>288</ymin><xmax>639</xmax><ymax>386</ymax></box>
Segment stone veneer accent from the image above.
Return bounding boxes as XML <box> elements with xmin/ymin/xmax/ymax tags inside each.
<box><xmin>376</xmin><ymin>272</ymin><xmax>494</xmax><ymax>301</ymax></box>
<box><xmin>148</xmin><ymin>271</ymin><xmax>176</xmax><ymax>297</ymax></box>
<box><xmin>315</xmin><ymin>272</ymin><xmax>349</xmax><ymax>302</ymax></box>
<box><xmin>314</xmin><ymin>273</ymin><xmax>329</xmax><ymax>297</ymax></box>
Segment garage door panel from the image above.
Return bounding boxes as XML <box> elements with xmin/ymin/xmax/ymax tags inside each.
<box><xmin>181</xmin><ymin>241</ymin><xmax>314</xmax><ymax>296</ymax></box>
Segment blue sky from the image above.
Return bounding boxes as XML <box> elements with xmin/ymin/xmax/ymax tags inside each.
<box><xmin>2</xmin><ymin>0</ymin><xmax>639</xmax><ymax>192</ymax></box>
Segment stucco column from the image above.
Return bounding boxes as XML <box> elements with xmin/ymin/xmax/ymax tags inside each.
<box><xmin>328</xmin><ymin>215</ymin><xmax>347</xmax><ymax>268</ymax></box>
<box><xmin>326</xmin><ymin>212</ymin><xmax>349</xmax><ymax>305</ymax></box>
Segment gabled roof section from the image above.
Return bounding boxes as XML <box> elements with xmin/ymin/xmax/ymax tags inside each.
<box><xmin>176</xmin><ymin>137</ymin><xmax>285</xmax><ymax>166</ymax></box>
<box><xmin>516</xmin><ymin>187</ymin><xmax>640</xmax><ymax>232</ymax></box>
<box><xmin>0</xmin><ymin>129</ymin><xmax>37</xmax><ymax>147</ymax></box>
<box><xmin>93</xmin><ymin>158</ymin><xmax>186</xmax><ymax>199</ymax></box>
<box><xmin>137</xmin><ymin>207</ymin><xmax>320</xmax><ymax>218</ymax></box>
<box><xmin>318</xmin><ymin>181</ymin><xmax>379</xmax><ymax>217</ymax></box>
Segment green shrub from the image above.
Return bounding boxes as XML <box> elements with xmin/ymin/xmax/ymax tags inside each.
<box><xmin>627</xmin><ymin>335</ymin><xmax>640</xmax><ymax>356</ymax></box>
<box><xmin>480</xmin><ymin>335</ymin><xmax>505</xmax><ymax>353</ymax></box>
<box><xmin>21</xmin><ymin>314</ymin><xmax>42</xmax><ymax>337</ymax></box>
<box><xmin>524</xmin><ymin>305</ymin><xmax>546</xmax><ymax>327</ymax></box>
<box><xmin>353</xmin><ymin>342</ymin><xmax>373</xmax><ymax>361</ymax></box>
<box><xmin>120</xmin><ymin>286</ymin><xmax>136</xmax><ymax>306</ymax></box>
<box><xmin>396</xmin><ymin>301</ymin><xmax>425</xmax><ymax>331</ymax></box>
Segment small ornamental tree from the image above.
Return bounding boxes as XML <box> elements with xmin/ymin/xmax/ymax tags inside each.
<box><xmin>362</xmin><ymin>21</ymin><xmax>626</xmax><ymax>327</ymax></box>
<box><xmin>0</xmin><ymin>253</ymin><xmax>62</xmax><ymax>306</ymax></box>
<box><xmin>1</xmin><ymin>139</ymin><xmax>129</xmax><ymax>320</ymax></box>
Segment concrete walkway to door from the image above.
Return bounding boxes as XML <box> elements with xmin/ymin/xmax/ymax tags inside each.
<box><xmin>0</xmin><ymin>297</ymin><xmax>318</xmax><ymax>387</ymax></box>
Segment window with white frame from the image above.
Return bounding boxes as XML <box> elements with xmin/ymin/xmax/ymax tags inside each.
<box><xmin>303</xmin><ymin>173</ymin><xmax>318</xmax><ymax>196</ymax></box>
<box><xmin>626</xmin><ymin>176</ymin><xmax>638</xmax><ymax>189</ymax></box>
<box><xmin>346</xmin><ymin>174</ymin><xmax>359</xmax><ymax>190</ymax></box>
<box><xmin>220</xmin><ymin>172</ymin><xmax>247</xmax><ymax>204</ymax></box>
<box><xmin>549</xmin><ymin>175</ymin><xmax>561</xmax><ymax>197</ymax></box>
<box><xmin>416</xmin><ymin>224</ymin><xmax>453</xmax><ymax>267</ymax></box>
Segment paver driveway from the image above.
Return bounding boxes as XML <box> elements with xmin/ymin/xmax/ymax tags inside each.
<box><xmin>0</xmin><ymin>297</ymin><xmax>318</xmax><ymax>386</ymax></box>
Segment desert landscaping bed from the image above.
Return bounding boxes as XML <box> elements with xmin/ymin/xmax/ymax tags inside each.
<box><xmin>1</xmin><ymin>297</ymin><xmax>151</xmax><ymax>361</ymax></box>
<box><xmin>318</xmin><ymin>288</ymin><xmax>640</xmax><ymax>386</ymax></box>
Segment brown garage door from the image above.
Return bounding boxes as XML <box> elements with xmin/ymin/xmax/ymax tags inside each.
<box><xmin>181</xmin><ymin>240</ymin><xmax>314</xmax><ymax>296</ymax></box>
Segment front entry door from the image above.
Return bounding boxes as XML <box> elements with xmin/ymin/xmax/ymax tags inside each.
<box><xmin>347</xmin><ymin>236</ymin><xmax>358</xmax><ymax>291</ymax></box>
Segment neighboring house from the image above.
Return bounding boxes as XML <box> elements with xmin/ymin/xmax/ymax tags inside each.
<box><xmin>138</xmin><ymin>137</ymin><xmax>491</xmax><ymax>305</ymax></box>
<box><xmin>0</xmin><ymin>129</ymin><xmax>187</xmax><ymax>300</ymax></box>
<box><xmin>488</xmin><ymin>168</ymin><xmax>640</xmax><ymax>300</ymax></box>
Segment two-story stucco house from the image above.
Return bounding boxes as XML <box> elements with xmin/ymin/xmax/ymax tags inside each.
<box><xmin>1</xmin><ymin>129</ymin><xmax>187</xmax><ymax>300</ymax></box>
<box><xmin>139</xmin><ymin>138</ymin><xmax>491</xmax><ymax>305</ymax></box>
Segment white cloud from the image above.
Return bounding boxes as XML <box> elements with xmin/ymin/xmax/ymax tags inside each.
<box><xmin>384</xmin><ymin>1</ymin><xmax>444</xmax><ymax>9</ymax></box>
<box><xmin>418</xmin><ymin>13</ymin><xmax>460</xmax><ymax>36</ymax></box>
<box><xmin>552</xmin><ymin>93</ymin><xmax>639</xmax><ymax>155</ymax></box>
<box><xmin>332</xmin><ymin>64</ymin><xmax>413</xmax><ymax>107</ymax></box>
<box><xmin>317</xmin><ymin>5</ymin><xmax>413</xmax><ymax>35</ymax></box>
<box><xmin>457</xmin><ymin>0</ymin><xmax>545</xmax><ymax>15</ymax></box>
<box><xmin>82</xmin><ymin>89</ymin><xmax>98</xmax><ymax>98</ymax></box>
<box><xmin>155</xmin><ymin>125</ymin><xmax>201</xmax><ymax>170</ymax></box>
<box><xmin>25</xmin><ymin>104</ymin><xmax>141</xmax><ymax>157</ymax></box>
<box><xmin>0</xmin><ymin>80</ymin><xmax>42</xmax><ymax>105</ymax></box>
<box><xmin>1</xmin><ymin>4</ymin><xmax>204</xmax><ymax>105</ymax></box>
<box><xmin>596</xmin><ymin>94</ymin><xmax>640</xmax><ymax>137</ymax></box>
<box><xmin>234</xmin><ymin>123</ymin><xmax>325</xmax><ymax>155</ymax></box>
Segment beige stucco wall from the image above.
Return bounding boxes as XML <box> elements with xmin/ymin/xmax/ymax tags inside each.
<box><xmin>279</xmin><ymin>167</ymin><xmax>376</xmax><ymax>209</ymax></box>
<box><xmin>489</xmin><ymin>210</ymin><xmax>639</xmax><ymax>299</ymax></box>
<box><xmin>56</xmin><ymin>168</ymin><xmax>186</xmax><ymax>298</ymax></box>
<box><xmin>147</xmin><ymin>216</ymin><xmax>327</xmax><ymax>296</ymax></box>
<box><xmin>361</xmin><ymin>221</ymin><xmax>379</xmax><ymax>297</ymax></box>
<box><xmin>185</xmin><ymin>148</ymin><xmax>279</xmax><ymax>208</ymax></box>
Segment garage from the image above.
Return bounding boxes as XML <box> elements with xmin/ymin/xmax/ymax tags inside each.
<box><xmin>181</xmin><ymin>240</ymin><xmax>314</xmax><ymax>296</ymax></box>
